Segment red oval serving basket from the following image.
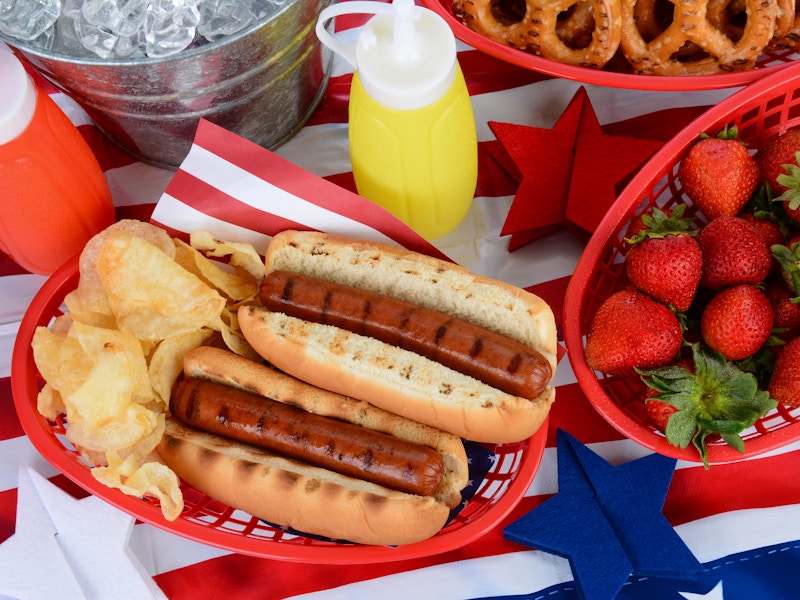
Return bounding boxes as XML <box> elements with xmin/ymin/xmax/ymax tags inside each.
<box><xmin>11</xmin><ymin>254</ymin><xmax>547</xmax><ymax>563</ymax></box>
<box><xmin>563</xmin><ymin>61</ymin><xmax>800</xmax><ymax>465</ymax></box>
<box><xmin>422</xmin><ymin>0</ymin><xmax>799</xmax><ymax>91</ymax></box>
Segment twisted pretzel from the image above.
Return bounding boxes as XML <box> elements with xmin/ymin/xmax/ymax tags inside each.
<box><xmin>459</xmin><ymin>0</ymin><xmax>622</xmax><ymax>68</ymax></box>
<box><xmin>706</xmin><ymin>0</ymin><xmax>794</xmax><ymax>46</ymax></box>
<box><xmin>619</xmin><ymin>0</ymin><xmax>777</xmax><ymax>76</ymax></box>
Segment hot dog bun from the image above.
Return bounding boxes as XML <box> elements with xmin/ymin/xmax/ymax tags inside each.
<box><xmin>238</xmin><ymin>230</ymin><xmax>557</xmax><ymax>443</ymax></box>
<box><xmin>156</xmin><ymin>346</ymin><xmax>469</xmax><ymax>546</ymax></box>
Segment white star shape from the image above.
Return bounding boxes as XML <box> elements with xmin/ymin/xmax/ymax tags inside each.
<box><xmin>680</xmin><ymin>580</ymin><xmax>725</xmax><ymax>600</ymax></box>
<box><xmin>0</xmin><ymin>467</ymin><xmax>166</xmax><ymax>599</ymax></box>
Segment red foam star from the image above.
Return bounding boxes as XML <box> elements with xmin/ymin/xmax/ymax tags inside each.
<box><xmin>489</xmin><ymin>87</ymin><xmax>664</xmax><ymax>251</ymax></box>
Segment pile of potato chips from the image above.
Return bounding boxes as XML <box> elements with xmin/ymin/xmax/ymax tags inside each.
<box><xmin>31</xmin><ymin>220</ymin><xmax>265</xmax><ymax>521</ymax></box>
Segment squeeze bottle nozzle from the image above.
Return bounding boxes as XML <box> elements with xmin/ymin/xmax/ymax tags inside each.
<box><xmin>391</xmin><ymin>0</ymin><xmax>418</xmax><ymax>62</ymax></box>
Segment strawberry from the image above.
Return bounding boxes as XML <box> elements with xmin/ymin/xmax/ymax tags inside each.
<box><xmin>645</xmin><ymin>396</ymin><xmax>679</xmax><ymax>433</ymax></box>
<box><xmin>771</xmin><ymin>236</ymin><xmax>800</xmax><ymax>298</ymax></box>
<box><xmin>678</xmin><ymin>125</ymin><xmax>760</xmax><ymax>220</ymax></box>
<box><xmin>756</xmin><ymin>126</ymin><xmax>800</xmax><ymax>223</ymax></box>
<box><xmin>639</xmin><ymin>343</ymin><xmax>777</xmax><ymax>468</ymax></box>
<box><xmin>764</xmin><ymin>279</ymin><xmax>800</xmax><ymax>340</ymax></box>
<box><xmin>739</xmin><ymin>212</ymin><xmax>785</xmax><ymax>248</ymax></box>
<box><xmin>585</xmin><ymin>289</ymin><xmax>683</xmax><ymax>377</ymax></box>
<box><xmin>768</xmin><ymin>337</ymin><xmax>800</xmax><ymax>407</ymax></box>
<box><xmin>696</xmin><ymin>216</ymin><xmax>771</xmax><ymax>289</ymax></box>
<box><xmin>624</xmin><ymin>204</ymin><xmax>702</xmax><ymax>311</ymax></box>
<box><xmin>700</xmin><ymin>284</ymin><xmax>774</xmax><ymax>361</ymax></box>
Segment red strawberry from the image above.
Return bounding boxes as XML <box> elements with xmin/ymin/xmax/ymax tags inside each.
<box><xmin>771</xmin><ymin>236</ymin><xmax>800</xmax><ymax>297</ymax></box>
<box><xmin>696</xmin><ymin>216</ymin><xmax>771</xmax><ymax>289</ymax></box>
<box><xmin>645</xmin><ymin>396</ymin><xmax>678</xmax><ymax>433</ymax></box>
<box><xmin>678</xmin><ymin>126</ymin><xmax>760</xmax><ymax>220</ymax></box>
<box><xmin>700</xmin><ymin>284</ymin><xmax>774</xmax><ymax>361</ymax></box>
<box><xmin>585</xmin><ymin>289</ymin><xmax>683</xmax><ymax>377</ymax></box>
<box><xmin>639</xmin><ymin>343</ymin><xmax>777</xmax><ymax>468</ymax></box>
<box><xmin>756</xmin><ymin>127</ymin><xmax>800</xmax><ymax>223</ymax></box>
<box><xmin>739</xmin><ymin>212</ymin><xmax>784</xmax><ymax>248</ymax></box>
<box><xmin>764</xmin><ymin>280</ymin><xmax>800</xmax><ymax>340</ymax></box>
<box><xmin>757</xmin><ymin>127</ymin><xmax>800</xmax><ymax>193</ymax></box>
<box><xmin>768</xmin><ymin>337</ymin><xmax>800</xmax><ymax>407</ymax></box>
<box><xmin>625</xmin><ymin>204</ymin><xmax>702</xmax><ymax>311</ymax></box>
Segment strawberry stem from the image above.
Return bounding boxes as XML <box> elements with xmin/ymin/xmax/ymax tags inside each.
<box><xmin>637</xmin><ymin>344</ymin><xmax>777</xmax><ymax>469</ymax></box>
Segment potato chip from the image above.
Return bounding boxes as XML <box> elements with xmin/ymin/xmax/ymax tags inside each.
<box><xmin>32</xmin><ymin>326</ymin><xmax>94</xmax><ymax>399</ymax></box>
<box><xmin>190</xmin><ymin>230</ymin><xmax>266</xmax><ymax>280</ymax></box>
<box><xmin>93</xmin><ymin>451</ymin><xmax>184</xmax><ymax>521</ymax></box>
<box><xmin>64</xmin><ymin>290</ymin><xmax>117</xmax><ymax>329</ymax></box>
<box><xmin>97</xmin><ymin>232</ymin><xmax>226</xmax><ymax>342</ymax></box>
<box><xmin>70</xmin><ymin>321</ymin><xmax>153</xmax><ymax>403</ymax></box>
<box><xmin>173</xmin><ymin>238</ymin><xmax>258</xmax><ymax>302</ymax></box>
<box><xmin>33</xmin><ymin>222</ymin><xmax>265</xmax><ymax>522</ymax></box>
<box><xmin>75</xmin><ymin>219</ymin><xmax>176</xmax><ymax>316</ymax></box>
<box><xmin>37</xmin><ymin>384</ymin><xmax>66</xmax><ymax>422</ymax></box>
<box><xmin>149</xmin><ymin>328</ymin><xmax>213</xmax><ymax>407</ymax></box>
<box><xmin>64</xmin><ymin>350</ymin><xmax>159</xmax><ymax>453</ymax></box>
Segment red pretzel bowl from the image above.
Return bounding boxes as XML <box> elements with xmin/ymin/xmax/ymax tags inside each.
<box><xmin>422</xmin><ymin>0</ymin><xmax>800</xmax><ymax>91</ymax></box>
<box><xmin>12</xmin><ymin>254</ymin><xmax>547</xmax><ymax>563</ymax></box>
<box><xmin>563</xmin><ymin>61</ymin><xmax>800</xmax><ymax>464</ymax></box>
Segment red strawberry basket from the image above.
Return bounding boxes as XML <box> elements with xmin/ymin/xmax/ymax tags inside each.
<box><xmin>563</xmin><ymin>61</ymin><xmax>800</xmax><ymax>465</ymax></box>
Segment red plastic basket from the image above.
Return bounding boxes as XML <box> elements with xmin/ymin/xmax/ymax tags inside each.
<box><xmin>422</xmin><ymin>0</ymin><xmax>799</xmax><ymax>91</ymax></box>
<box><xmin>563</xmin><ymin>61</ymin><xmax>800</xmax><ymax>465</ymax></box>
<box><xmin>11</xmin><ymin>255</ymin><xmax>547</xmax><ymax>563</ymax></box>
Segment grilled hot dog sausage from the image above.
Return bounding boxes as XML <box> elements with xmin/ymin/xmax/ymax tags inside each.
<box><xmin>170</xmin><ymin>376</ymin><xmax>445</xmax><ymax>496</ymax></box>
<box><xmin>259</xmin><ymin>270</ymin><xmax>552</xmax><ymax>401</ymax></box>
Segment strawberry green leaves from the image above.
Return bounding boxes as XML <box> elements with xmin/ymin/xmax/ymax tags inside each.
<box><xmin>638</xmin><ymin>344</ymin><xmax>777</xmax><ymax>469</ymax></box>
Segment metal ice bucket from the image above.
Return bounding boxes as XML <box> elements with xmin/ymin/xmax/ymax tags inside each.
<box><xmin>2</xmin><ymin>0</ymin><xmax>333</xmax><ymax>169</ymax></box>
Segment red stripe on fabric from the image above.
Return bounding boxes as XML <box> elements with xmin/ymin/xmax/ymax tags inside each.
<box><xmin>155</xmin><ymin>496</ymin><xmax>552</xmax><ymax>600</ymax></box>
<box><xmin>116</xmin><ymin>203</ymin><xmax>157</xmax><ymax>223</ymax></box>
<box><xmin>602</xmin><ymin>106</ymin><xmax>714</xmax><ymax>142</ymax></box>
<box><xmin>0</xmin><ymin>379</ymin><xmax>23</xmax><ymax>441</ymax></box>
<box><xmin>77</xmin><ymin>124</ymin><xmax>139</xmax><ymax>172</ymax></box>
<box><xmin>526</xmin><ymin>276</ymin><xmax>570</xmax><ymax>342</ymax></box>
<box><xmin>0</xmin><ymin>488</ymin><xmax>16</xmax><ymax>544</ymax></box>
<box><xmin>164</xmin><ymin>170</ymin><xmax>307</xmax><ymax>237</ymax></box>
<box><xmin>305</xmin><ymin>74</ymin><xmax>352</xmax><ymax>126</ymax></box>
<box><xmin>322</xmin><ymin>171</ymin><xmax>358</xmax><ymax>195</ymax></box>
<box><xmin>664</xmin><ymin>450</ymin><xmax>800</xmax><ymax>526</ymax></box>
<box><xmin>0</xmin><ymin>251</ymin><xmax>29</xmax><ymax>276</ymax></box>
<box><xmin>189</xmin><ymin>120</ymin><xmax>450</xmax><ymax>260</ymax></box>
<box><xmin>547</xmin><ymin>383</ymin><xmax>628</xmax><ymax>446</ymax></box>
<box><xmin>460</xmin><ymin>49</ymin><xmax>552</xmax><ymax>97</ymax></box>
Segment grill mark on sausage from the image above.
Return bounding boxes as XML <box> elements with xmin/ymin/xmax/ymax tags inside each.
<box><xmin>260</xmin><ymin>270</ymin><xmax>552</xmax><ymax>400</ymax></box>
<box><xmin>170</xmin><ymin>377</ymin><xmax>445</xmax><ymax>496</ymax></box>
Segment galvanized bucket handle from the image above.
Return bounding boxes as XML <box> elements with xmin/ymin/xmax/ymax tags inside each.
<box><xmin>315</xmin><ymin>0</ymin><xmax>406</xmax><ymax>69</ymax></box>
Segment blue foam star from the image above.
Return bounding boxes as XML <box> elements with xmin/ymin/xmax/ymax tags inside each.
<box><xmin>504</xmin><ymin>430</ymin><xmax>702</xmax><ymax>600</ymax></box>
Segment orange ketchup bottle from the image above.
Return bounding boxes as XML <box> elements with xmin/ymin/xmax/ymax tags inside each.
<box><xmin>0</xmin><ymin>49</ymin><xmax>114</xmax><ymax>275</ymax></box>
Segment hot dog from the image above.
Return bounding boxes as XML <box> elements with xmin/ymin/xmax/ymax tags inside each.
<box><xmin>156</xmin><ymin>346</ymin><xmax>469</xmax><ymax>546</ymax></box>
<box><xmin>259</xmin><ymin>270</ymin><xmax>552</xmax><ymax>401</ymax></box>
<box><xmin>238</xmin><ymin>230</ymin><xmax>558</xmax><ymax>443</ymax></box>
<box><xmin>170</xmin><ymin>376</ymin><xmax>445</xmax><ymax>496</ymax></box>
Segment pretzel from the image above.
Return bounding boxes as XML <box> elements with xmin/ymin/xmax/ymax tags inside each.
<box><xmin>706</xmin><ymin>0</ymin><xmax>794</xmax><ymax>46</ymax></box>
<box><xmin>556</xmin><ymin>1</ymin><xmax>598</xmax><ymax>49</ymax></box>
<box><xmin>769</xmin><ymin>0</ymin><xmax>800</xmax><ymax>49</ymax></box>
<box><xmin>619</xmin><ymin>0</ymin><xmax>777</xmax><ymax>76</ymax></box>
<box><xmin>459</xmin><ymin>0</ymin><xmax>622</xmax><ymax>68</ymax></box>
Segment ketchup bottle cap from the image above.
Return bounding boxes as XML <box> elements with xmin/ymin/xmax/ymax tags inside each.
<box><xmin>0</xmin><ymin>49</ymin><xmax>37</xmax><ymax>145</ymax></box>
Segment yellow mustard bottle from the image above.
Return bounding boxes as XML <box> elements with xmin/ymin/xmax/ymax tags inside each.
<box><xmin>316</xmin><ymin>0</ymin><xmax>478</xmax><ymax>240</ymax></box>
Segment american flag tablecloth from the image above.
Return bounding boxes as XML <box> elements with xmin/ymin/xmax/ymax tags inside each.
<box><xmin>2</xmin><ymin>9</ymin><xmax>800</xmax><ymax>600</ymax></box>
